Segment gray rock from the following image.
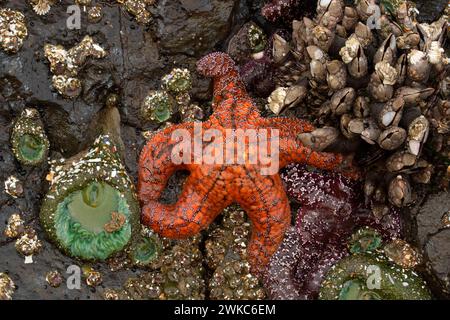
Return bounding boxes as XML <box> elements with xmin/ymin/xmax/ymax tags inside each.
<box><xmin>156</xmin><ymin>0</ymin><xmax>237</xmax><ymax>56</ymax></box>
<box><xmin>409</xmin><ymin>191</ymin><xmax>450</xmax><ymax>298</ymax></box>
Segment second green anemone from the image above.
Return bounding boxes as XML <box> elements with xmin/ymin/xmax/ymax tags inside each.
<box><xmin>11</xmin><ymin>108</ymin><xmax>49</xmax><ymax>166</ymax></box>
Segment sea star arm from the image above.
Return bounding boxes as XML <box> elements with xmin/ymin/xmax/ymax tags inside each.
<box><xmin>138</xmin><ymin>122</ymin><xmax>194</xmax><ymax>202</ymax></box>
<box><xmin>261</xmin><ymin>117</ymin><xmax>344</xmax><ymax>170</ymax></box>
<box><xmin>262</xmin><ymin>117</ymin><xmax>315</xmax><ymax>138</ymax></box>
<box><xmin>141</xmin><ymin>167</ymin><xmax>231</xmax><ymax>238</ymax></box>
<box><xmin>237</xmin><ymin>169</ymin><xmax>291</xmax><ymax>275</ymax></box>
<box><xmin>279</xmin><ymin>139</ymin><xmax>344</xmax><ymax>170</ymax></box>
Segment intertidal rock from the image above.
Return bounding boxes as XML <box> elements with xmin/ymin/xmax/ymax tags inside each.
<box><xmin>408</xmin><ymin>191</ymin><xmax>450</xmax><ymax>298</ymax></box>
<box><xmin>156</xmin><ymin>0</ymin><xmax>237</xmax><ymax>56</ymax></box>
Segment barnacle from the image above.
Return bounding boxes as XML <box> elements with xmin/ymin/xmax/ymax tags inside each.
<box><xmin>29</xmin><ymin>0</ymin><xmax>58</xmax><ymax>15</ymax></box>
<box><xmin>0</xmin><ymin>273</ymin><xmax>15</xmax><ymax>300</ymax></box>
<box><xmin>117</xmin><ymin>0</ymin><xmax>156</xmax><ymax>25</ymax></box>
<box><xmin>15</xmin><ymin>228</ymin><xmax>43</xmax><ymax>258</ymax></box>
<box><xmin>11</xmin><ymin>108</ymin><xmax>49</xmax><ymax>166</ymax></box>
<box><xmin>0</xmin><ymin>8</ymin><xmax>28</xmax><ymax>54</ymax></box>
<box><xmin>46</xmin><ymin>270</ymin><xmax>63</xmax><ymax>288</ymax></box>
<box><xmin>4</xmin><ymin>175</ymin><xmax>23</xmax><ymax>198</ymax></box>
<box><xmin>40</xmin><ymin>135</ymin><xmax>140</xmax><ymax>261</ymax></box>
<box><xmin>4</xmin><ymin>214</ymin><xmax>25</xmax><ymax>239</ymax></box>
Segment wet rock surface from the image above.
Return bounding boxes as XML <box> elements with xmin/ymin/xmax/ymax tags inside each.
<box><xmin>407</xmin><ymin>191</ymin><xmax>450</xmax><ymax>299</ymax></box>
<box><xmin>415</xmin><ymin>0</ymin><xmax>448</xmax><ymax>23</ymax></box>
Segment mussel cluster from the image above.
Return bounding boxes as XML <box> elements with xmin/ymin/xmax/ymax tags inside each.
<box><xmin>259</xmin><ymin>0</ymin><xmax>448</xmax><ymax>210</ymax></box>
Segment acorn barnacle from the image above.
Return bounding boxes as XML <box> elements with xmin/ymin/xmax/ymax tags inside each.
<box><xmin>40</xmin><ymin>135</ymin><xmax>140</xmax><ymax>261</ymax></box>
<box><xmin>10</xmin><ymin>108</ymin><xmax>50</xmax><ymax>166</ymax></box>
<box><xmin>29</xmin><ymin>0</ymin><xmax>58</xmax><ymax>16</ymax></box>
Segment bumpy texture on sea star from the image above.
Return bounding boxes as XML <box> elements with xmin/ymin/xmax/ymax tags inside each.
<box><xmin>138</xmin><ymin>52</ymin><xmax>355</xmax><ymax>275</ymax></box>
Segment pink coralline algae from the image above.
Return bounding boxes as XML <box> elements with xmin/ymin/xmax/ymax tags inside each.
<box><xmin>263</xmin><ymin>164</ymin><xmax>402</xmax><ymax>299</ymax></box>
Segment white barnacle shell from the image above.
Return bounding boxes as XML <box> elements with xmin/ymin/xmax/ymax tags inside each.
<box><xmin>408</xmin><ymin>49</ymin><xmax>427</xmax><ymax>66</ymax></box>
<box><xmin>31</xmin><ymin>0</ymin><xmax>52</xmax><ymax>16</ymax></box>
<box><xmin>427</xmin><ymin>41</ymin><xmax>446</xmax><ymax>65</ymax></box>
<box><xmin>375</xmin><ymin>61</ymin><xmax>398</xmax><ymax>86</ymax></box>
<box><xmin>267</xmin><ymin>87</ymin><xmax>288</xmax><ymax>115</ymax></box>
<box><xmin>339</xmin><ymin>36</ymin><xmax>360</xmax><ymax>64</ymax></box>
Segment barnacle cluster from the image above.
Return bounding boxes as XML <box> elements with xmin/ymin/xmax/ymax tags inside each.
<box><xmin>44</xmin><ymin>35</ymin><xmax>107</xmax><ymax>98</ymax></box>
<box><xmin>104</xmin><ymin>236</ymin><xmax>205</xmax><ymax>300</ymax></box>
<box><xmin>116</xmin><ymin>0</ymin><xmax>156</xmax><ymax>25</ymax></box>
<box><xmin>11</xmin><ymin>108</ymin><xmax>50</xmax><ymax>167</ymax></box>
<box><xmin>0</xmin><ymin>273</ymin><xmax>15</xmax><ymax>300</ymax></box>
<box><xmin>0</xmin><ymin>8</ymin><xmax>28</xmax><ymax>54</ymax></box>
<box><xmin>40</xmin><ymin>135</ymin><xmax>140</xmax><ymax>261</ymax></box>
<box><xmin>206</xmin><ymin>206</ymin><xmax>266</xmax><ymax>300</ymax></box>
<box><xmin>4</xmin><ymin>213</ymin><xmax>42</xmax><ymax>262</ymax></box>
<box><xmin>261</xmin><ymin>0</ymin><xmax>449</xmax><ymax>211</ymax></box>
<box><xmin>141</xmin><ymin>68</ymin><xmax>200</xmax><ymax>123</ymax></box>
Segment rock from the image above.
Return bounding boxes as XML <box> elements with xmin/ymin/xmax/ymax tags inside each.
<box><xmin>409</xmin><ymin>191</ymin><xmax>450</xmax><ymax>298</ymax></box>
<box><xmin>415</xmin><ymin>0</ymin><xmax>448</xmax><ymax>23</ymax></box>
<box><xmin>155</xmin><ymin>0</ymin><xmax>237</xmax><ymax>56</ymax></box>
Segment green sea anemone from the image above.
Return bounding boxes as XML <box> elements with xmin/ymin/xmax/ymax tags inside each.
<box><xmin>129</xmin><ymin>233</ymin><xmax>162</xmax><ymax>268</ymax></box>
<box><xmin>141</xmin><ymin>90</ymin><xmax>173</xmax><ymax>123</ymax></box>
<box><xmin>11</xmin><ymin>108</ymin><xmax>49</xmax><ymax>166</ymax></box>
<box><xmin>348</xmin><ymin>227</ymin><xmax>383</xmax><ymax>254</ymax></box>
<box><xmin>319</xmin><ymin>253</ymin><xmax>432</xmax><ymax>300</ymax></box>
<box><xmin>40</xmin><ymin>135</ymin><xmax>140</xmax><ymax>261</ymax></box>
<box><xmin>162</xmin><ymin>68</ymin><xmax>192</xmax><ymax>94</ymax></box>
<box><xmin>247</xmin><ymin>24</ymin><xmax>267</xmax><ymax>54</ymax></box>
